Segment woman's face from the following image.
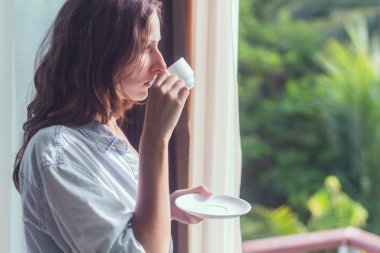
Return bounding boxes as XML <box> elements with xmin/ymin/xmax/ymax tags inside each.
<box><xmin>119</xmin><ymin>12</ymin><xmax>166</xmax><ymax>101</ymax></box>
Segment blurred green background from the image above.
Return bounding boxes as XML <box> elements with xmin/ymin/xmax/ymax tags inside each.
<box><xmin>238</xmin><ymin>0</ymin><xmax>380</xmax><ymax>241</ymax></box>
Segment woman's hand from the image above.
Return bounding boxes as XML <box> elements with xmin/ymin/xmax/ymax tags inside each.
<box><xmin>143</xmin><ymin>71</ymin><xmax>190</xmax><ymax>142</ymax></box>
<box><xmin>170</xmin><ymin>186</ymin><xmax>213</xmax><ymax>224</ymax></box>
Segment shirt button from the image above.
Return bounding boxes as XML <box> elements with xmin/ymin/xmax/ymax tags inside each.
<box><xmin>116</xmin><ymin>142</ymin><xmax>126</xmax><ymax>149</ymax></box>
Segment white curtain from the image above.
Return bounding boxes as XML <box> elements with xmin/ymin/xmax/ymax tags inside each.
<box><xmin>0</xmin><ymin>1</ymin><xmax>64</xmax><ymax>252</ymax></box>
<box><xmin>188</xmin><ymin>0</ymin><xmax>242</xmax><ymax>252</ymax></box>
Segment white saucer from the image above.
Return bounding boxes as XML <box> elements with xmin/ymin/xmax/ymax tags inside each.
<box><xmin>175</xmin><ymin>193</ymin><xmax>251</xmax><ymax>219</ymax></box>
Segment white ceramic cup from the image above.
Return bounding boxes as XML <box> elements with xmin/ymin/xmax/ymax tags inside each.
<box><xmin>168</xmin><ymin>57</ymin><xmax>195</xmax><ymax>89</ymax></box>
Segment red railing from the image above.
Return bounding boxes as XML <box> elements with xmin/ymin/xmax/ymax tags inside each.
<box><xmin>242</xmin><ymin>227</ymin><xmax>380</xmax><ymax>253</ymax></box>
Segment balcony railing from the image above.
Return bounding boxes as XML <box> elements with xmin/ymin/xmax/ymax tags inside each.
<box><xmin>242</xmin><ymin>227</ymin><xmax>380</xmax><ymax>253</ymax></box>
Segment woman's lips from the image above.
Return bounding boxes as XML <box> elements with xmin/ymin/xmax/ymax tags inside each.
<box><xmin>144</xmin><ymin>78</ymin><xmax>156</xmax><ymax>87</ymax></box>
<box><xmin>144</xmin><ymin>81</ymin><xmax>152</xmax><ymax>87</ymax></box>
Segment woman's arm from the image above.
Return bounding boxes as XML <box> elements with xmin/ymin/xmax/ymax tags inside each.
<box><xmin>132</xmin><ymin>71</ymin><xmax>189</xmax><ymax>253</ymax></box>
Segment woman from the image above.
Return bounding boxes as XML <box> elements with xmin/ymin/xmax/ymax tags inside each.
<box><xmin>13</xmin><ymin>0</ymin><xmax>211</xmax><ymax>252</ymax></box>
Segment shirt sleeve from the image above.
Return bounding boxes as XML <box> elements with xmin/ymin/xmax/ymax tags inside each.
<box><xmin>40</xmin><ymin>160</ymin><xmax>146</xmax><ymax>253</ymax></box>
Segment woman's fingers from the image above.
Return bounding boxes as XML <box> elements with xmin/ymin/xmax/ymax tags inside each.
<box><xmin>186</xmin><ymin>185</ymin><xmax>213</xmax><ymax>197</ymax></box>
<box><xmin>170</xmin><ymin>80</ymin><xmax>189</xmax><ymax>102</ymax></box>
<box><xmin>153</xmin><ymin>71</ymin><xmax>182</xmax><ymax>91</ymax></box>
<box><xmin>178</xmin><ymin>211</ymin><xmax>202</xmax><ymax>224</ymax></box>
<box><xmin>186</xmin><ymin>214</ymin><xmax>203</xmax><ymax>224</ymax></box>
<box><xmin>144</xmin><ymin>71</ymin><xmax>190</xmax><ymax>141</ymax></box>
<box><xmin>178</xmin><ymin>86</ymin><xmax>190</xmax><ymax>101</ymax></box>
<box><xmin>161</xmin><ymin>74</ymin><xmax>180</xmax><ymax>92</ymax></box>
<box><xmin>195</xmin><ymin>185</ymin><xmax>213</xmax><ymax>196</ymax></box>
<box><xmin>151</xmin><ymin>72</ymin><xmax>188</xmax><ymax>102</ymax></box>
<box><xmin>170</xmin><ymin>186</ymin><xmax>213</xmax><ymax>224</ymax></box>
<box><xmin>152</xmin><ymin>70</ymin><xmax>170</xmax><ymax>87</ymax></box>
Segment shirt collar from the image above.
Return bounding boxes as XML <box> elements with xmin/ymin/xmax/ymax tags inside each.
<box><xmin>77</xmin><ymin>120</ymin><xmax>128</xmax><ymax>152</ymax></box>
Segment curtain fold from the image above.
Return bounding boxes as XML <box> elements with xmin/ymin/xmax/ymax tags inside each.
<box><xmin>188</xmin><ymin>0</ymin><xmax>242</xmax><ymax>252</ymax></box>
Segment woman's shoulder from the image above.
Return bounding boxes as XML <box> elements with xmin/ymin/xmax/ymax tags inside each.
<box><xmin>24</xmin><ymin>125</ymin><xmax>83</xmax><ymax>166</ymax></box>
<box><xmin>29</xmin><ymin>124</ymin><xmax>79</xmax><ymax>148</ymax></box>
<box><xmin>20</xmin><ymin>125</ymin><xmax>79</xmax><ymax>183</ymax></box>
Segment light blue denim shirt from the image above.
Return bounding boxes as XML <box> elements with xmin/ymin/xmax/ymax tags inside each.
<box><xmin>19</xmin><ymin>120</ymin><xmax>173</xmax><ymax>253</ymax></box>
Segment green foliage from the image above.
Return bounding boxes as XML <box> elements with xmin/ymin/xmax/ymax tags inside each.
<box><xmin>241</xmin><ymin>176</ymin><xmax>368</xmax><ymax>241</ymax></box>
<box><xmin>317</xmin><ymin>20</ymin><xmax>380</xmax><ymax>232</ymax></box>
<box><xmin>241</xmin><ymin>204</ymin><xmax>307</xmax><ymax>241</ymax></box>
<box><xmin>307</xmin><ymin>176</ymin><xmax>368</xmax><ymax>230</ymax></box>
<box><xmin>238</xmin><ymin>0</ymin><xmax>380</xmax><ymax>238</ymax></box>
<box><xmin>239</xmin><ymin>0</ymin><xmax>339</xmax><ymax>219</ymax></box>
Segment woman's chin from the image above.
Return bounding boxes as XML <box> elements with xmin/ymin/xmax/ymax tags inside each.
<box><xmin>131</xmin><ymin>91</ymin><xmax>149</xmax><ymax>102</ymax></box>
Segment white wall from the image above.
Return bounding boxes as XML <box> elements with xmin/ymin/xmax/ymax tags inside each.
<box><xmin>0</xmin><ymin>1</ymin><xmax>64</xmax><ymax>252</ymax></box>
<box><xmin>0</xmin><ymin>0</ymin><xmax>15</xmax><ymax>251</ymax></box>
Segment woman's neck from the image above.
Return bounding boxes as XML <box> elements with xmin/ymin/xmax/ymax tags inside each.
<box><xmin>94</xmin><ymin>114</ymin><xmax>116</xmax><ymax>128</ymax></box>
<box><xmin>94</xmin><ymin>114</ymin><xmax>139</xmax><ymax>155</ymax></box>
<box><xmin>94</xmin><ymin>114</ymin><xmax>126</xmax><ymax>141</ymax></box>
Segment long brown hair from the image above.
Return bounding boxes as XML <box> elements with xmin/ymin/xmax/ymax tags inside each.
<box><xmin>13</xmin><ymin>0</ymin><xmax>162</xmax><ymax>191</ymax></box>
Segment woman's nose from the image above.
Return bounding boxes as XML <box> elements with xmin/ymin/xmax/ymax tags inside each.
<box><xmin>151</xmin><ymin>49</ymin><xmax>167</xmax><ymax>73</ymax></box>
